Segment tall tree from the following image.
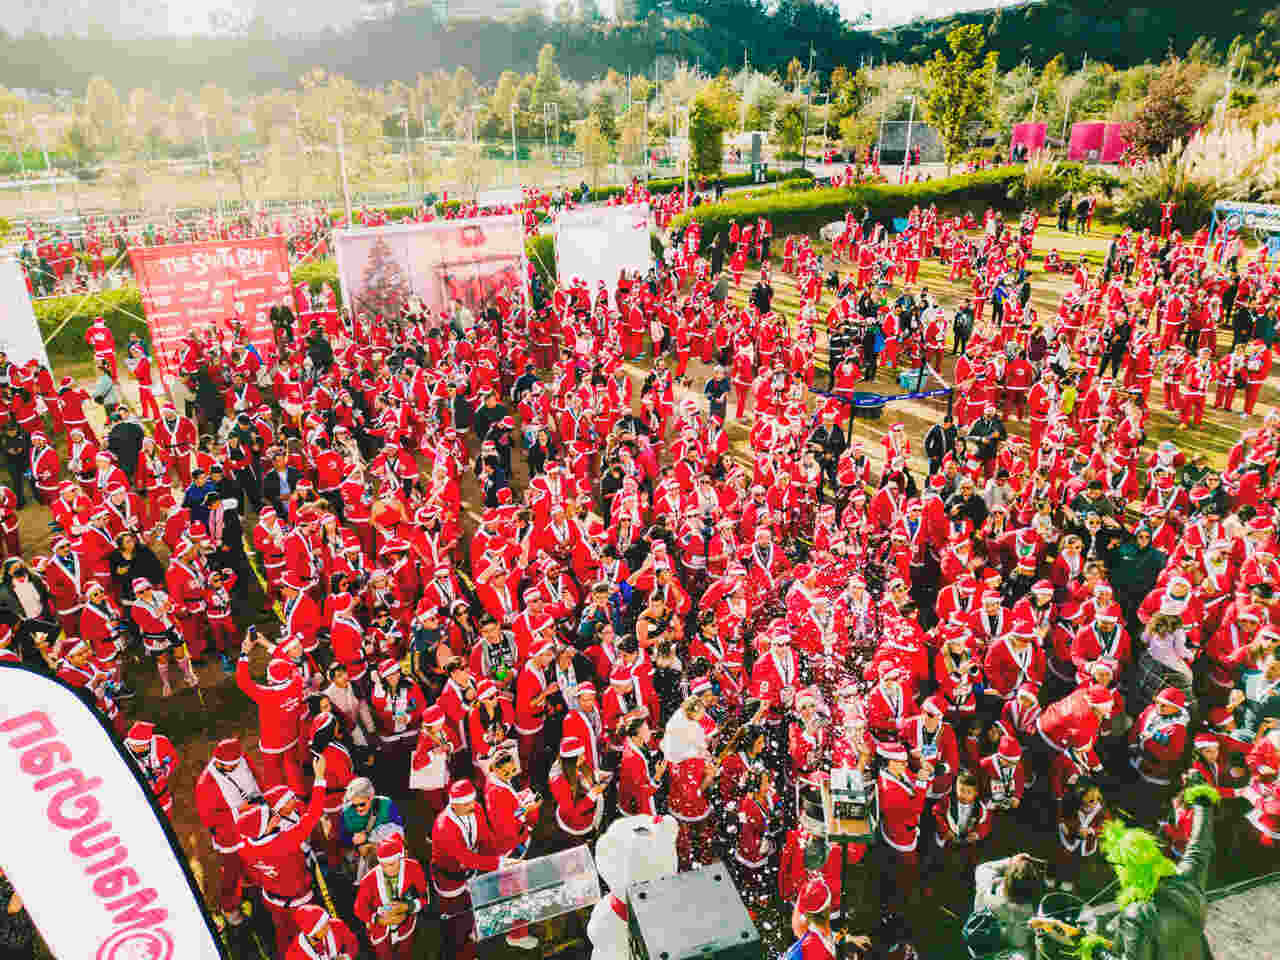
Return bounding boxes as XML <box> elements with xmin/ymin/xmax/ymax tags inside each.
<box><xmin>85</xmin><ymin>75</ymin><xmax>125</xmax><ymax>150</ymax></box>
<box><xmin>922</xmin><ymin>24</ymin><xmax>997</xmax><ymax>172</ymax></box>
<box><xmin>688</xmin><ymin>98</ymin><xmax>724</xmax><ymax>175</ymax></box>
<box><xmin>590</xmin><ymin>93</ymin><xmax>618</xmax><ymax>142</ymax></box>
<box><xmin>1128</xmin><ymin>59</ymin><xmax>1198</xmax><ymax>158</ymax></box>
<box><xmin>533</xmin><ymin>44</ymin><xmax>563</xmax><ymax>110</ymax></box>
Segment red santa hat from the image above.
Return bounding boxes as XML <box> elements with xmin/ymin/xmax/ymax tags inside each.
<box><xmin>1193</xmin><ymin>733</ymin><xmax>1218</xmax><ymax>750</ymax></box>
<box><xmin>576</xmin><ymin>681</ymin><xmax>597</xmax><ymax>700</ymax></box>
<box><xmin>997</xmin><ymin>736</ymin><xmax>1022</xmax><ymax>761</ymax></box>
<box><xmin>560</xmin><ymin>736</ymin><xmax>585</xmax><ymax>759</ymax></box>
<box><xmin>125</xmin><ymin>721</ymin><xmax>154</xmax><ymax>746</ymax></box>
<box><xmin>266</xmin><ymin>659</ymin><xmax>294</xmax><ymax>685</ymax></box>
<box><xmin>1155</xmin><ymin>687</ymin><xmax>1188</xmax><ymax>712</ymax></box>
<box><xmin>690</xmin><ymin>677</ymin><xmax>712</xmax><ymax>696</ymax></box>
<box><xmin>475</xmin><ymin>679</ymin><xmax>498</xmax><ymax>701</ymax></box>
<box><xmin>294</xmin><ymin>904</ymin><xmax>328</xmax><ymax>938</ymax></box>
<box><xmin>609</xmin><ymin>667</ymin><xmax>634</xmax><ymax>688</ymax></box>
<box><xmin>212</xmin><ymin>738</ymin><xmax>243</xmax><ymax>764</ymax></box>
<box><xmin>377</xmin><ymin>834</ymin><xmax>406</xmax><ymax>863</ymax></box>
<box><xmin>921</xmin><ymin>694</ymin><xmax>946</xmax><ymax>717</ymax></box>
<box><xmin>1094</xmin><ymin>604</ymin><xmax>1121</xmax><ymax>623</ymax></box>
<box><xmin>378</xmin><ymin>658</ymin><xmax>402</xmax><ymax>680</ymax></box>
<box><xmin>448</xmin><ymin>780</ymin><xmax>477</xmax><ymax>804</ymax></box>
<box><xmin>131</xmin><ymin>577</ymin><xmax>153</xmax><ymax>594</ymax></box>
<box><xmin>1085</xmin><ymin>684</ymin><xmax>1114</xmax><ymax>712</ymax></box>
<box><xmin>796</xmin><ymin>876</ymin><xmax>833</xmax><ymax>915</ymax></box>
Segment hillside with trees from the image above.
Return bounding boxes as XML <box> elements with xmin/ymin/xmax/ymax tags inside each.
<box><xmin>2</xmin><ymin>1</ymin><xmax>1279</xmax><ymax>97</ymax></box>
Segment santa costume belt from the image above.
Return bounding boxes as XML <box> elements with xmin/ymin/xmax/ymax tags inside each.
<box><xmin>261</xmin><ymin>887</ymin><xmax>314</xmax><ymax>909</ymax></box>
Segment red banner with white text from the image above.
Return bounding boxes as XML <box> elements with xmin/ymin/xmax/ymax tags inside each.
<box><xmin>129</xmin><ymin>238</ymin><xmax>290</xmax><ymax>371</ymax></box>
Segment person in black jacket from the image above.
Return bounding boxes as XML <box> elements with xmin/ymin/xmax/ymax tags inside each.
<box><xmin>750</xmin><ymin>274</ymin><xmax>773</xmax><ymax>314</ymax></box>
<box><xmin>0</xmin><ymin>421</ymin><xmax>29</xmax><ymax>507</ymax></box>
<box><xmin>472</xmin><ymin>388</ymin><xmax>509</xmax><ymax>443</ymax></box>
<box><xmin>262</xmin><ymin>448</ymin><xmax>304</xmax><ymax>518</ymax></box>
<box><xmin>806</xmin><ymin>411</ymin><xmax>847</xmax><ymax>501</ymax></box>
<box><xmin>924</xmin><ymin>416</ymin><xmax>957</xmax><ymax>474</ymax></box>
<box><xmin>952</xmin><ymin>301</ymin><xmax>975</xmax><ymax>356</ymax></box>
<box><xmin>704</xmin><ymin>366</ymin><xmax>731</xmax><ymax>421</ymax></box>
<box><xmin>106</xmin><ymin>408</ymin><xmax>145</xmax><ymax>485</ymax></box>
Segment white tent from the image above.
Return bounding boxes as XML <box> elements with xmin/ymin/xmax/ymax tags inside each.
<box><xmin>0</xmin><ymin>258</ymin><xmax>51</xmax><ymax>370</ymax></box>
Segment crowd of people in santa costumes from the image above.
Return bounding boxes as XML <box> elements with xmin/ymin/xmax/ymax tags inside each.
<box><xmin>2</xmin><ymin>179</ymin><xmax>1280</xmax><ymax>959</ymax></box>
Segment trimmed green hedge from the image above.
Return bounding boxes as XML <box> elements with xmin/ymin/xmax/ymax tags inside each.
<box><xmin>668</xmin><ymin>168</ymin><xmax>1028</xmax><ymax>249</ymax></box>
<box><xmin>591</xmin><ymin>168</ymin><xmax>815</xmax><ymax>203</ymax></box>
<box><xmin>526</xmin><ymin>234</ymin><xmax>556</xmax><ymax>289</ymax></box>
<box><xmin>36</xmin><ymin>287</ymin><xmax>150</xmax><ymax>361</ymax></box>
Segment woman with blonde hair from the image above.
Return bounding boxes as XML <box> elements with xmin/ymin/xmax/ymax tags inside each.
<box><xmin>661</xmin><ymin>695</ymin><xmax>720</xmax><ymax>870</ymax></box>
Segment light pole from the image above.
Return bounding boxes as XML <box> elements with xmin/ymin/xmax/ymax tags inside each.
<box><xmin>293</xmin><ymin>105</ymin><xmax>306</xmax><ymax>209</ymax></box>
<box><xmin>398</xmin><ymin>107</ymin><xmax>412</xmax><ymax>202</ymax></box>
<box><xmin>643</xmin><ymin>98</ymin><xmax>650</xmax><ymax>185</ymax></box>
<box><xmin>330</xmin><ymin>115</ymin><xmax>352</xmax><ymax>227</ymax></box>
<box><xmin>34</xmin><ymin>115</ymin><xmax>55</xmax><ymax>210</ymax></box>
<box><xmin>800</xmin><ymin>43</ymin><xmax>816</xmax><ymax>170</ymax></box>
<box><xmin>680</xmin><ymin>104</ymin><xmax>691</xmax><ymax>201</ymax></box>
<box><xmin>511</xmin><ymin>103</ymin><xmax>519</xmax><ymax>187</ymax></box>
<box><xmin>198</xmin><ymin>112</ymin><xmax>223</xmax><ymax>226</ymax></box>
<box><xmin>902</xmin><ymin>96</ymin><xmax>916</xmax><ymax>181</ymax></box>
<box><xmin>543</xmin><ymin>102</ymin><xmax>560</xmax><ymax>188</ymax></box>
<box><xmin>819</xmin><ymin>92</ymin><xmax>830</xmax><ymax>154</ymax></box>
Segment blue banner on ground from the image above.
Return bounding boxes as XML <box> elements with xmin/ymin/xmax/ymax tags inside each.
<box><xmin>813</xmin><ymin>386</ymin><xmax>953</xmax><ymax>409</ymax></box>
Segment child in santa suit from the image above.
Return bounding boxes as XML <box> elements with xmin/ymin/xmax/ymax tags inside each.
<box><xmin>733</xmin><ymin>768</ymin><xmax>778</xmax><ymax>911</ymax></box>
<box><xmin>1053</xmin><ymin>780</ymin><xmax>1109</xmax><ymax>892</ymax></box>
<box><xmin>928</xmin><ymin>770</ymin><xmax>991</xmax><ymax>899</ymax></box>
<box><xmin>1128</xmin><ymin>686</ymin><xmax>1191</xmax><ymax>821</ymax></box>
<box><xmin>206</xmin><ymin>568</ymin><xmax>238</xmax><ymax>669</ymax></box>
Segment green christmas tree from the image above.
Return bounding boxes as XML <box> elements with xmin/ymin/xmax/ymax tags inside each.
<box><xmin>357</xmin><ymin>236</ymin><xmax>411</xmax><ymax>319</ymax></box>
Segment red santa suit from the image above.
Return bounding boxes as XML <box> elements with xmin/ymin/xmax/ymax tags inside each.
<box><xmin>354</xmin><ymin>839</ymin><xmax>430</xmax><ymax>959</ymax></box>
<box><xmin>195</xmin><ymin>740</ymin><xmax>265</xmax><ymax>915</ymax></box>
<box><xmin>236</xmin><ymin>781</ymin><xmax>327</xmax><ymax>959</ymax></box>
<box><xmin>236</xmin><ymin>655</ymin><xmax>306</xmax><ymax>794</ymax></box>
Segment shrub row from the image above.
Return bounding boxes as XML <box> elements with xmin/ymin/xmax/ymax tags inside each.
<box><xmin>589</xmin><ymin>167</ymin><xmax>814</xmax><ymax>203</ymax></box>
<box><xmin>668</xmin><ymin>167</ymin><xmax>1028</xmax><ymax>249</ymax></box>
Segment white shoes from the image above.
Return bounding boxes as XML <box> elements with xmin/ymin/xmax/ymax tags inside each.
<box><xmin>506</xmin><ymin>935</ymin><xmax>539</xmax><ymax>949</ymax></box>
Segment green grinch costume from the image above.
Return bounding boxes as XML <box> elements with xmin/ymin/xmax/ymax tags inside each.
<box><xmin>1081</xmin><ymin>784</ymin><xmax>1220</xmax><ymax>960</ymax></box>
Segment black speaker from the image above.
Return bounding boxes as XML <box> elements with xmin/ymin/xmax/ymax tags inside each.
<box><xmin>627</xmin><ymin>861</ymin><xmax>762</xmax><ymax>960</ymax></box>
